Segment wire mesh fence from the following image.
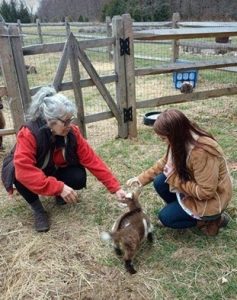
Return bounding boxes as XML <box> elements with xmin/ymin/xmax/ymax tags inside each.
<box><xmin>134</xmin><ymin>33</ymin><xmax>237</xmax><ymax>136</ymax></box>
<box><xmin>22</xmin><ymin>42</ymin><xmax>117</xmax><ymax>148</ymax></box>
<box><xmin>1</xmin><ymin>20</ymin><xmax>237</xmax><ymax>150</ymax></box>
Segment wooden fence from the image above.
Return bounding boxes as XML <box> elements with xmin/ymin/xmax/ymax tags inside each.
<box><xmin>2</xmin><ymin>18</ymin><xmax>174</xmax><ymax>45</ymax></box>
<box><xmin>1</xmin><ymin>14</ymin><xmax>237</xmax><ymax>142</ymax></box>
<box><xmin>3</xmin><ymin>14</ymin><xmax>237</xmax><ymax>63</ymax></box>
<box><xmin>134</xmin><ymin>26</ymin><xmax>237</xmax><ymax>109</ymax></box>
<box><xmin>4</xmin><ymin>17</ymin><xmax>237</xmax><ymax>46</ymax></box>
<box><xmin>0</xmin><ymin>14</ymin><xmax>137</xmax><ymax>139</ymax></box>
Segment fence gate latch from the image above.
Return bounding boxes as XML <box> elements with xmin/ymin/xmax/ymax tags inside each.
<box><xmin>123</xmin><ymin>107</ymin><xmax>133</xmax><ymax>122</ymax></box>
<box><xmin>120</xmin><ymin>38</ymin><xmax>130</xmax><ymax>56</ymax></box>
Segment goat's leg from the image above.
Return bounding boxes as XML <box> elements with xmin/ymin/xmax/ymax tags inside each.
<box><xmin>123</xmin><ymin>243</ymin><xmax>137</xmax><ymax>274</ymax></box>
<box><xmin>147</xmin><ymin>232</ymin><xmax>153</xmax><ymax>243</ymax></box>
<box><xmin>112</xmin><ymin>235</ymin><xmax>123</xmax><ymax>256</ymax></box>
<box><xmin>125</xmin><ymin>259</ymin><xmax>137</xmax><ymax>274</ymax></box>
<box><xmin>114</xmin><ymin>246</ymin><xmax>122</xmax><ymax>256</ymax></box>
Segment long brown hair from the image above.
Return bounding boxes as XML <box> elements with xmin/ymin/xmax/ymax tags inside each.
<box><xmin>153</xmin><ymin>109</ymin><xmax>214</xmax><ymax>181</ymax></box>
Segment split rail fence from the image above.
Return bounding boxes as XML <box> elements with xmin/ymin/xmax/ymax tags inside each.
<box><xmin>0</xmin><ymin>14</ymin><xmax>137</xmax><ymax>139</ymax></box>
<box><xmin>1</xmin><ymin>14</ymin><xmax>237</xmax><ymax>142</ymax></box>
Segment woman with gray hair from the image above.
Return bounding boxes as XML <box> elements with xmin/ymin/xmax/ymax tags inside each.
<box><xmin>2</xmin><ymin>86</ymin><xmax>126</xmax><ymax>232</ymax></box>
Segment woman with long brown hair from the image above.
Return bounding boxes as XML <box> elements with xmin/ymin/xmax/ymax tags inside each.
<box><xmin>127</xmin><ymin>109</ymin><xmax>232</xmax><ymax>236</ymax></box>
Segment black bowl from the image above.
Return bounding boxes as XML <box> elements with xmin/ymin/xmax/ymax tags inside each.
<box><xmin>143</xmin><ymin>111</ymin><xmax>162</xmax><ymax>126</ymax></box>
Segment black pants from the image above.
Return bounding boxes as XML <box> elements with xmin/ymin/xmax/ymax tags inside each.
<box><xmin>14</xmin><ymin>165</ymin><xmax>87</xmax><ymax>205</ymax></box>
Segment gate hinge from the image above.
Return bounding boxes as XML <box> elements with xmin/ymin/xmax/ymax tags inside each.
<box><xmin>120</xmin><ymin>38</ymin><xmax>130</xmax><ymax>56</ymax></box>
<box><xmin>123</xmin><ymin>107</ymin><xmax>133</xmax><ymax>122</ymax></box>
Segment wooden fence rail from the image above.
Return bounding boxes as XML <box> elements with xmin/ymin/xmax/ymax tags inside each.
<box><xmin>0</xmin><ymin>14</ymin><xmax>137</xmax><ymax>139</ymax></box>
<box><xmin>1</xmin><ymin>14</ymin><xmax>237</xmax><ymax>141</ymax></box>
<box><xmin>4</xmin><ymin>16</ymin><xmax>237</xmax><ymax>64</ymax></box>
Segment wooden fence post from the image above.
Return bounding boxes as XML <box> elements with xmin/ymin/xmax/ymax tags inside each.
<box><xmin>0</xmin><ymin>24</ymin><xmax>25</xmax><ymax>132</ymax></box>
<box><xmin>53</xmin><ymin>42</ymin><xmax>69</xmax><ymax>92</ymax></box>
<box><xmin>122</xmin><ymin>14</ymin><xmax>137</xmax><ymax>138</ymax></box>
<box><xmin>17</xmin><ymin>19</ymin><xmax>24</xmax><ymax>46</ymax></box>
<box><xmin>65</xmin><ymin>17</ymin><xmax>71</xmax><ymax>38</ymax></box>
<box><xmin>67</xmin><ymin>33</ymin><xmax>86</xmax><ymax>137</ymax></box>
<box><xmin>9</xmin><ymin>25</ymin><xmax>31</xmax><ymax>113</ymax></box>
<box><xmin>36</xmin><ymin>18</ymin><xmax>43</xmax><ymax>44</ymax></box>
<box><xmin>172</xmin><ymin>12</ymin><xmax>180</xmax><ymax>62</ymax></box>
<box><xmin>106</xmin><ymin>16</ymin><xmax>113</xmax><ymax>61</ymax></box>
<box><xmin>112</xmin><ymin>16</ymin><xmax>128</xmax><ymax>138</ymax></box>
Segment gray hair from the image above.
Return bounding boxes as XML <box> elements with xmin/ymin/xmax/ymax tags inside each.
<box><xmin>27</xmin><ymin>86</ymin><xmax>77</xmax><ymax>121</ymax></box>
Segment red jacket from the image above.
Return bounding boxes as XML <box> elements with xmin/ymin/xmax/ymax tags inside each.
<box><xmin>14</xmin><ymin>124</ymin><xmax>121</xmax><ymax>196</ymax></box>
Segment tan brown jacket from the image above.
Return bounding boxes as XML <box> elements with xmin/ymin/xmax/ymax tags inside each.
<box><xmin>138</xmin><ymin>136</ymin><xmax>232</xmax><ymax>217</ymax></box>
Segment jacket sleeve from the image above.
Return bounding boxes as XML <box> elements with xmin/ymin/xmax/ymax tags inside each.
<box><xmin>138</xmin><ymin>155</ymin><xmax>167</xmax><ymax>186</ymax></box>
<box><xmin>168</xmin><ymin>148</ymin><xmax>219</xmax><ymax>200</ymax></box>
<box><xmin>72</xmin><ymin>126</ymin><xmax>121</xmax><ymax>193</ymax></box>
<box><xmin>14</xmin><ymin>127</ymin><xmax>64</xmax><ymax>196</ymax></box>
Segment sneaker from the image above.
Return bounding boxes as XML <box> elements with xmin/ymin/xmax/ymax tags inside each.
<box><xmin>55</xmin><ymin>196</ymin><xmax>67</xmax><ymax>206</ymax></box>
<box><xmin>34</xmin><ymin>211</ymin><xmax>50</xmax><ymax>232</ymax></box>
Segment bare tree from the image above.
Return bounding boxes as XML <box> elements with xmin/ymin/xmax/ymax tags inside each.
<box><xmin>36</xmin><ymin>0</ymin><xmax>237</xmax><ymax>22</ymax></box>
<box><xmin>37</xmin><ymin>0</ymin><xmax>108</xmax><ymax>21</ymax></box>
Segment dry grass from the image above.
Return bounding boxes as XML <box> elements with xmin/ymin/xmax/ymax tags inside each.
<box><xmin>0</xmin><ymin>173</ymin><xmax>163</xmax><ymax>299</ymax></box>
<box><xmin>0</xmin><ymin>96</ymin><xmax>237</xmax><ymax>299</ymax></box>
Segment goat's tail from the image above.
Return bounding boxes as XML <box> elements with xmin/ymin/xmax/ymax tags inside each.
<box><xmin>101</xmin><ymin>231</ymin><xmax>121</xmax><ymax>243</ymax></box>
<box><xmin>100</xmin><ymin>231</ymin><xmax>112</xmax><ymax>242</ymax></box>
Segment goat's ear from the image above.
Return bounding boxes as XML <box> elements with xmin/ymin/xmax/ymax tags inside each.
<box><xmin>125</xmin><ymin>192</ymin><xmax>133</xmax><ymax>199</ymax></box>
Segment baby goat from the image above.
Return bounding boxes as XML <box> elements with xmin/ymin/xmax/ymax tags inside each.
<box><xmin>180</xmin><ymin>81</ymin><xmax>193</xmax><ymax>94</ymax></box>
<box><xmin>101</xmin><ymin>191</ymin><xmax>153</xmax><ymax>274</ymax></box>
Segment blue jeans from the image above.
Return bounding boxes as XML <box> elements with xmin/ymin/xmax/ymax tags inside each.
<box><xmin>153</xmin><ymin>173</ymin><xmax>197</xmax><ymax>229</ymax></box>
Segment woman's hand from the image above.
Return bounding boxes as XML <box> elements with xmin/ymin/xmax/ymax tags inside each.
<box><xmin>115</xmin><ymin>188</ymin><xmax>127</xmax><ymax>201</ymax></box>
<box><xmin>126</xmin><ymin>177</ymin><xmax>142</xmax><ymax>187</ymax></box>
<box><xmin>60</xmin><ymin>184</ymin><xmax>78</xmax><ymax>203</ymax></box>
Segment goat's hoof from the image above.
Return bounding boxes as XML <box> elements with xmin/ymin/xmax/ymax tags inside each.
<box><xmin>125</xmin><ymin>260</ymin><xmax>137</xmax><ymax>274</ymax></box>
<box><xmin>114</xmin><ymin>247</ymin><xmax>122</xmax><ymax>256</ymax></box>
<box><xmin>127</xmin><ymin>267</ymin><xmax>137</xmax><ymax>274</ymax></box>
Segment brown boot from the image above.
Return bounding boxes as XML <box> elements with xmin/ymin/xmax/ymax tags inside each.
<box><xmin>197</xmin><ymin>213</ymin><xmax>230</xmax><ymax>236</ymax></box>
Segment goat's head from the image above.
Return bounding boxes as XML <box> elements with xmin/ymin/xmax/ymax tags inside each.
<box><xmin>120</xmin><ymin>189</ymin><xmax>142</xmax><ymax>211</ymax></box>
<box><xmin>180</xmin><ymin>81</ymin><xmax>193</xmax><ymax>94</ymax></box>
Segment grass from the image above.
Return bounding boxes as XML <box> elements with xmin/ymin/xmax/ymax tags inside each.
<box><xmin>0</xmin><ymin>99</ymin><xmax>236</xmax><ymax>299</ymax></box>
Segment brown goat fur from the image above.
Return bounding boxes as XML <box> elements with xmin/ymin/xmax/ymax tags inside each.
<box><xmin>101</xmin><ymin>191</ymin><xmax>153</xmax><ymax>274</ymax></box>
<box><xmin>180</xmin><ymin>81</ymin><xmax>193</xmax><ymax>94</ymax></box>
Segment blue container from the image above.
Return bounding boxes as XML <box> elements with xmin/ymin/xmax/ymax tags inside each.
<box><xmin>173</xmin><ymin>69</ymin><xmax>198</xmax><ymax>89</ymax></box>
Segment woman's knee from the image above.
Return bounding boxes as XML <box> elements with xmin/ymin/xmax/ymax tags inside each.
<box><xmin>153</xmin><ymin>173</ymin><xmax>167</xmax><ymax>194</ymax></box>
<box><xmin>153</xmin><ymin>173</ymin><xmax>176</xmax><ymax>204</ymax></box>
<box><xmin>56</xmin><ymin>166</ymin><xmax>87</xmax><ymax>189</ymax></box>
<box><xmin>69</xmin><ymin>167</ymin><xmax>87</xmax><ymax>189</ymax></box>
<box><xmin>158</xmin><ymin>208</ymin><xmax>172</xmax><ymax>227</ymax></box>
<box><xmin>158</xmin><ymin>203</ymin><xmax>197</xmax><ymax>229</ymax></box>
